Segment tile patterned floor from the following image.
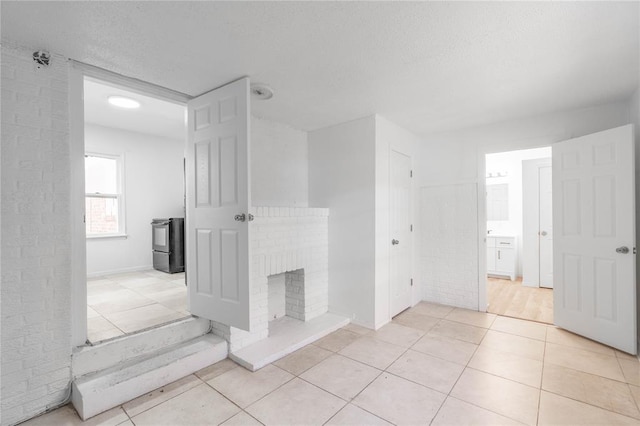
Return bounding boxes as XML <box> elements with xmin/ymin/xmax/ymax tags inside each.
<box><xmin>28</xmin><ymin>302</ymin><xmax>640</xmax><ymax>425</ymax></box>
<box><xmin>87</xmin><ymin>270</ymin><xmax>189</xmax><ymax>342</ymax></box>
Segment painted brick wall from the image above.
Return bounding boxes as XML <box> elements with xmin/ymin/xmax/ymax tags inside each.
<box><xmin>1</xmin><ymin>44</ymin><xmax>72</xmax><ymax>425</ymax></box>
<box><xmin>213</xmin><ymin>207</ymin><xmax>329</xmax><ymax>351</ymax></box>
<box><xmin>420</xmin><ymin>184</ymin><xmax>479</xmax><ymax>310</ymax></box>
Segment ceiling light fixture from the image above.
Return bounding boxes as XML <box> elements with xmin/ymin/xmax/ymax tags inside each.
<box><xmin>250</xmin><ymin>83</ymin><xmax>274</xmax><ymax>100</ymax></box>
<box><xmin>108</xmin><ymin>95</ymin><xmax>141</xmax><ymax>109</ymax></box>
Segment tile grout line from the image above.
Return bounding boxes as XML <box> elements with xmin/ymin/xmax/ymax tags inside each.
<box><xmin>428</xmin><ymin>317</ymin><xmax>484</xmax><ymax>425</ymax></box>
<box><xmin>301</xmin><ymin>333</ymin><xmax>394</xmax><ymax>424</ymax></box>
<box><xmin>428</xmin><ymin>313</ymin><xmax>547</xmax><ymax>425</ymax></box>
<box><xmin>322</xmin><ymin>326</ymin><xmax>420</xmax><ymax>425</ymax></box>
<box><xmin>536</xmin><ymin>332</ymin><xmax>548</xmax><ymax>426</ymax></box>
<box><xmin>122</xmin><ymin>374</ymin><xmax>208</xmax><ymax>421</ymax></box>
<box><xmin>217</xmin><ymin>364</ymin><xmax>299</xmax><ymax>419</ymax></box>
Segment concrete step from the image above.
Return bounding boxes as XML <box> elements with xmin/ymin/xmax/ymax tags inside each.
<box><xmin>71</xmin><ymin>334</ymin><xmax>227</xmax><ymax>420</ymax></box>
<box><xmin>72</xmin><ymin>317</ymin><xmax>211</xmax><ymax>378</ymax></box>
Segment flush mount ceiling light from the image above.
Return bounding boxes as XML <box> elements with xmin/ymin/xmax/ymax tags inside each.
<box><xmin>250</xmin><ymin>83</ymin><xmax>274</xmax><ymax>100</ymax></box>
<box><xmin>107</xmin><ymin>95</ymin><xmax>141</xmax><ymax>109</ymax></box>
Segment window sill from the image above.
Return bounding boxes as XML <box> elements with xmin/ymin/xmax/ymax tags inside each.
<box><xmin>86</xmin><ymin>234</ymin><xmax>128</xmax><ymax>240</ymax></box>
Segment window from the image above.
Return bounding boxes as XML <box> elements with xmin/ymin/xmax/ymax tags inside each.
<box><xmin>85</xmin><ymin>153</ymin><xmax>125</xmax><ymax>237</ymax></box>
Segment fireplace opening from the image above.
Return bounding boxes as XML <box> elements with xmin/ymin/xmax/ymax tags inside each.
<box><xmin>268</xmin><ymin>269</ymin><xmax>305</xmax><ymax>323</ymax></box>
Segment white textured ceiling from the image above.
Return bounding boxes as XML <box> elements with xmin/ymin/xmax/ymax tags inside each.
<box><xmin>2</xmin><ymin>1</ymin><xmax>639</xmax><ymax>137</ymax></box>
<box><xmin>84</xmin><ymin>79</ymin><xmax>186</xmax><ymax>140</ymax></box>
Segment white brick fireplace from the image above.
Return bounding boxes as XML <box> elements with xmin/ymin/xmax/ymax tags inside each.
<box><xmin>213</xmin><ymin>207</ymin><xmax>337</xmax><ymax>357</ymax></box>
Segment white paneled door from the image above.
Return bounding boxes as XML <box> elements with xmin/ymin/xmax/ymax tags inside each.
<box><xmin>553</xmin><ymin>124</ymin><xmax>636</xmax><ymax>354</ymax></box>
<box><xmin>390</xmin><ymin>150</ymin><xmax>412</xmax><ymax>317</ymax></box>
<box><xmin>186</xmin><ymin>78</ymin><xmax>251</xmax><ymax>331</ymax></box>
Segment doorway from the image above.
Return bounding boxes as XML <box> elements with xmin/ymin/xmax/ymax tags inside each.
<box><xmin>82</xmin><ymin>77</ymin><xmax>189</xmax><ymax>343</ymax></box>
<box><xmin>485</xmin><ymin>147</ymin><xmax>553</xmax><ymax>324</ymax></box>
<box><xmin>390</xmin><ymin>149</ymin><xmax>413</xmax><ymax>317</ymax></box>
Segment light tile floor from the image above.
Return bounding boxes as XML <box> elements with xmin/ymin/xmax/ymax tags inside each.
<box><xmin>28</xmin><ymin>302</ymin><xmax>640</xmax><ymax>425</ymax></box>
<box><xmin>87</xmin><ymin>270</ymin><xmax>189</xmax><ymax>342</ymax></box>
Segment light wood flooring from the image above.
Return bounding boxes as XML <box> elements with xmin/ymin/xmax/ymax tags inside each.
<box><xmin>487</xmin><ymin>277</ymin><xmax>554</xmax><ymax>324</ymax></box>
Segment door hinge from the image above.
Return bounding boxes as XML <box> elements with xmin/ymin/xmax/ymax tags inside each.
<box><xmin>410</xmin><ymin>170</ymin><xmax>413</xmax><ymax>178</ymax></box>
<box><xmin>410</xmin><ymin>224</ymin><xmax>413</xmax><ymax>232</ymax></box>
<box><xmin>634</xmin><ymin>247</ymin><xmax>637</xmax><ymax>254</ymax></box>
<box><xmin>410</xmin><ymin>278</ymin><xmax>413</xmax><ymax>287</ymax></box>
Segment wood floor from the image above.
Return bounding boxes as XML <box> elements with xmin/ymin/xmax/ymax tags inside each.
<box><xmin>487</xmin><ymin>277</ymin><xmax>554</xmax><ymax>324</ymax></box>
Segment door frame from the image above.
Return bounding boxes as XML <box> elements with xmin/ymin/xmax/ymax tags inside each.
<box><xmin>388</xmin><ymin>148</ymin><xmax>413</xmax><ymax>317</ymax></box>
<box><xmin>382</xmin><ymin>138</ymin><xmax>416</xmax><ymax>325</ymax></box>
<box><xmin>476</xmin><ymin>141</ymin><xmax>555</xmax><ymax>312</ymax></box>
<box><xmin>68</xmin><ymin>62</ymin><xmax>191</xmax><ymax>346</ymax></box>
<box><xmin>522</xmin><ymin>157</ymin><xmax>553</xmax><ymax>288</ymax></box>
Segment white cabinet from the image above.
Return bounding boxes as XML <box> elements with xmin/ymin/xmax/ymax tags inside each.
<box><xmin>487</xmin><ymin>236</ymin><xmax>516</xmax><ymax>281</ymax></box>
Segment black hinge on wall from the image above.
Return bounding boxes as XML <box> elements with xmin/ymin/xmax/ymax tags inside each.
<box><xmin>410</xmin><ymin>224</ymin><xmax>413</xmax><ymax>232</ymax></box>
<box><xmin>410</xmin><ymin>278</ymin><xmax>413</xmax><ymax>287</ymax></box>
<box><xmin>410</xmin><ymin>170</ymin><xmax>413</xmax><ymax>178</ymax></box>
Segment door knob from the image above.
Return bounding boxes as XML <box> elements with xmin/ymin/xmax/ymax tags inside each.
<box><xmin>616</xmin><ymin>246</ymin><xmax>629</xmax><ymax>254</ymax></box>
<box><xmin>234</xmin><ymin>213</ymin><xmax>246</xmax><ymax>222</ymax></box>
<box><xmin>392</xmin><ymin>239</ymin><xmax>399</xmax><ymax>245</ymax></box>
<box><xmin>540</xmin><ymin>231</ymin><xmax>548</xmax><ymax>236</ymax></box>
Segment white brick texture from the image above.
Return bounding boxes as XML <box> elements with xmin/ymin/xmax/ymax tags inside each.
<box><xmin>420</xmin><ymin>184</ymin><xmax>479</xmax><ymax>310</ymax></box>
<box><xmin>1</xmin><ymin>43</ymin><xmax>72</xmax><ymax>426</ymax></box>
<box><xmin>214</xmin><ymin>207</ymin><xmax>330</xmax><ymax>352</ymax></box>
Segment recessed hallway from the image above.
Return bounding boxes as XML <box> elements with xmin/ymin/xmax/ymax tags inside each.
<box><xmin>26</xmin><ymin>302</ymin><xmax>640</xmax><ymax>425</ymax></box>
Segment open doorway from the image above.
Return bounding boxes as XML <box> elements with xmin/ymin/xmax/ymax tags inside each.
<box><xmin>83</xmin><ymin>77</ymin><xmax>189</xmax><ymax>342</ymax></box>
<box><xmin>485</xmin><ymin>147</ymin><xmax>553</xmax><ymax>324</ymax></box>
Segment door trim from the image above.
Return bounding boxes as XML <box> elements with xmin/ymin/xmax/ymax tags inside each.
<box><xmin>522</xmin><ymin>158</ymin><xmax>552</xmax><ymax>288</ymax></box>
<box><xmin>69</xmin><ymin>63</ymin><xmax>190</xmax><ymax>347</ymax></box>
<box><xmin>389</xmin><ymin>148</ymin><xmax>413</xmax><ymax>317</ymax></box>
<box><xmin>477</xmin><ymin>143</ymin><xmax>556</xmax><ymax>312</ymax></box>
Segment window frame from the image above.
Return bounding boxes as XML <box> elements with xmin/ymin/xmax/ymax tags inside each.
<box><xmin>84</xmin><ymin>151</ymin><xmax>127</xmax><ymax>239</ymax></box>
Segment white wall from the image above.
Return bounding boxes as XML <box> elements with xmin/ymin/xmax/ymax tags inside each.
<box><xmin>309</xmin><ymin>115</ymin><xmax>420</xmax><ymax>329</ymax></box>
<box><xmin>85</xmin><ymin>124</ymin><xmax>184</xmax><ymax>276</ymax></box>
<box><xmin>1</xmin><ymin>44</ymin><xmax>73</xmax><ymax>426</ymax></box>
<box><xmin>417</xmin><ymin>101</ymin><xmax>633</xmax><ymax>311</ymax></box>
<box><xmin>309</xmin><ymin>116</ymin><xmax>377</xmax><ymax>327</ymax></box>
<box><xmin>421</xmin><ymin>183</ymin><xmax>479</xmax><ymax>309</ymax></box>
<box><xmin>251</xmin><ymin>116</ymin><xmax>308</xmax><ymax>207</ymax></box>
<box><xmin>485</xmin><ymin>147</ymin><xmax>551</xmax><ymax>277</ymax></box>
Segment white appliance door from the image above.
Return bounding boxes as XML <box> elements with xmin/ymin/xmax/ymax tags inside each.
<box><xmin>553</xmin><ymin>124</ymin><xmax>636</xmax><ymax>354</ymax></box>
<box><xmin>186</xmin><ymin>77</ymin><xmax>251</xmax><ymax>331</ymax></box>
<box><xmin>390</xmin><ymin>150</ymin><xmax>412</xmax><ymax>316</ymax></box>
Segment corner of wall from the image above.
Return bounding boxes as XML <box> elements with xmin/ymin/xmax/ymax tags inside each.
<box><xmin>308</xmin><ymin>115</ymin><xmax>377</xmax><ymax>327</ymax></box>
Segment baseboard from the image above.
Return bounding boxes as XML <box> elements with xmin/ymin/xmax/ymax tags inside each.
<box><xmin>87</xmin><ymin>264</ymin><xmax>153</xmax><ymax>278</ymax></box>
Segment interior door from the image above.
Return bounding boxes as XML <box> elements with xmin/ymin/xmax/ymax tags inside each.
<box><xmin>390</xmin><ymin>150</ymin><xmax>412</xmax><ymax>316</ymax></box>
<box><xmin>539</xmin><ymin>163</ymin><xmax>553</xmax><ymax>288</ymax></box>
<box><xmin>553</xmin><ymin>124</ymin><xmax>636</xmax><ymax>354</ymax></box>
<box><xmin>186</xmin><ymin>77</ymin><xmax>251</xmax><ymax>331</ymax></box>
